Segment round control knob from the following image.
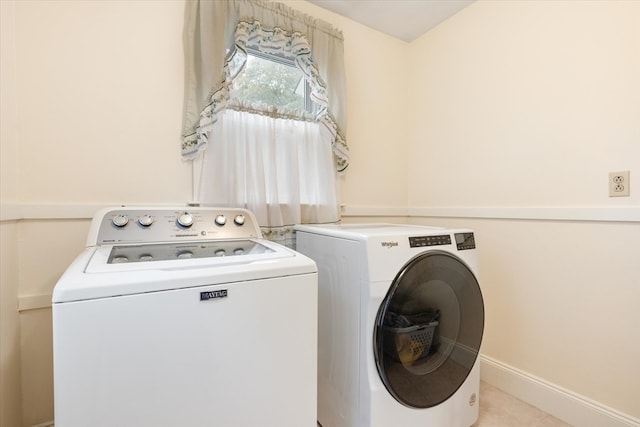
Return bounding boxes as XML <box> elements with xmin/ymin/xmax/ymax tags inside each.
<box><xmin>215</xmin><ymin>215</ymin><xmax>227</xmax><ymax>226</ymax></box>
<box><xmin>177</xmin><ymin>250</ymin><xmax>194</xmax><ymax>259</ymax></box>
<box><xmin>177</xmin><ymin>212</ymin><xmax>194</xmax><ymax>228</ymax></box>
<box><xmin>112</xmin><ymin>214</ymin><xmax>129</xmax><ymax>228</ymax></box>
<box><xmin>138</xmin><ymin>215</ymin><xmax>154</xmax><ymax>227</ymax></box>
<box><xmin>234</xmin><ymin>215</ymin><xmax>245</xmax><ymax>226</ymax></box>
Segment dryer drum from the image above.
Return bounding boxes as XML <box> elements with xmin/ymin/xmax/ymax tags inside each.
<box><xmin>383</xmin><ymin>310</ymin><xmax>440</xmax><ymax>364</ymax></box>
<box><xmin>374</xmin><ymin>251</ymin><xmax>484</xmax><ymax>409</ymax></box>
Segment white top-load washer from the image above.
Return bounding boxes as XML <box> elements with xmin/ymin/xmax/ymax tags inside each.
<box><xmin>295</xmin><ymin>223</ymin><xmax>484</xmax><ymax>427</ymax></box>
<box><xmin>53</xmin><ymin>207</ymin><xmax>317</xmax><ymax>427</ymax></box>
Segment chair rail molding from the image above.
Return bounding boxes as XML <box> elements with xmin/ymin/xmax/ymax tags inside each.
<box><xmin>2</xmin><ymin>203</ymin><xmax>639</xmax><ymax>223</ymax></box>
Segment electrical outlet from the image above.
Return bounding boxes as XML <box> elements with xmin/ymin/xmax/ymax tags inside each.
<box><xmin>609</xmin><ymin>171</ymin><xmax>630</xmax><ymax>197</ymax></box>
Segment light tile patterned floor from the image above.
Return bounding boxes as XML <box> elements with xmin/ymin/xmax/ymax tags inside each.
<box><xmin>474</xmin><ymin>381</ymin><xmax>572</xmax><ymax>426</ymax></box>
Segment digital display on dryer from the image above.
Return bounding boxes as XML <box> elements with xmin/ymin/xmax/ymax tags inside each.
<box><xmin>409</xmin><ymin>235</ymin><xmax>452</xmax><ymax>248</ymax></box>
<box><xmin>455</xmin><ymin>232</ymin><xmax>476</xmax><ymax>250</ymax></box>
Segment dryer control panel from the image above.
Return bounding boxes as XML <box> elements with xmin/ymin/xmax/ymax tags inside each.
<box><xmin>88</xmin><ymin>207</ymin><xmax>261</xmax><ymax>245</ymax></box>
<box><xmin>409</xmin><ymin>234</ymin><xmax>452</xmax><ymax>248</ymax></box>
<box><xmin>409</xmin><ymin>232</ymin><xmax>476</xmax><ymax>251</ymax></box>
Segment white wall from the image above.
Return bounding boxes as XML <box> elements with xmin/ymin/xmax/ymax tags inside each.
<box><xmin>14</xmin><ymin>0</ymin><xmax>190</xmax><ymax>205</ymax></box>
<box><xmin>1</xmin><ymin>1</ymin><xmax>23</xmax><ymax>426</ymax></box>
<box><xmin>0</xmin><ymin>0</ymin><xmax>18</xmax><ymax>204</ymax></box>
<box><xmin>406</xmin><ymin>0</ymin><xmax>640</xmax><ymax>421</ymax></box>
<box><xmin>407</xmin><ymin>0</ymin><xmax>639</xmax><ymax>207</ymax></box>
<box><xmin>2</xmin><ymin>0</ymin><xmax>638</xmax><ymax>425</ymax></box>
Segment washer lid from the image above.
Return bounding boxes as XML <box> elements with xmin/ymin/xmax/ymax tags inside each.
<box><xmin>85</xmin><ymin>239</ymin><xmax>278</xmax><ymax>273</ymax></box>
<box><xmin>53</xmin><ymin>239</ymin><xmax>316</xmax><ymax>303</ymax></box>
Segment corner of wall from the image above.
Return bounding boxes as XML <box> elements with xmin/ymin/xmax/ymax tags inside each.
<box><xmin>1</xmin><ymin>1</ymin><xmax>25</xmax><ymax>425</ymax></box>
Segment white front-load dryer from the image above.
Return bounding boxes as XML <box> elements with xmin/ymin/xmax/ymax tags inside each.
<box><xmin>295</xmin><ymin>223</ymin><xmax>484</xmax><ymax>427</ymax></box>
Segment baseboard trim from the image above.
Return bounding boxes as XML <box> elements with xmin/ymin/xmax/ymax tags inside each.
<box><xmin>18</xmin><ymin>294</ymin><xmax>52</xmax><ymax>312</ymax></box>
<box><xmin>480</xmin><ymin>355</ymin><xmax>640</xmax><ymax>427</ymax></box>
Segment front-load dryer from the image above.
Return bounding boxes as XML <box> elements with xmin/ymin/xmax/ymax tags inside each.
<box><xmin>294</xmin><ymin>223</ymin><xmax>484</xmax><ymax>427</ymax></box>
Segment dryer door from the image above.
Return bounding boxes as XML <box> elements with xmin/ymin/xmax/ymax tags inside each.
<box><xmin>374</xmin><ymin>250</ymin><xmax>484</xmax><ymax>408</ymax></box>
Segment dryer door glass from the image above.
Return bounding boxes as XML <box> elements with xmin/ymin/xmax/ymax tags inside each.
<box><xmin>374</xmin><ymin>251</ymin><xmax>484</xmax><ymax>409</ymax></box>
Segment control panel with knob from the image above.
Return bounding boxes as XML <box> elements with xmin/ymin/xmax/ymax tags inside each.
<box><xmin>177</xmin><ymin>212</ymin><xmax>195</xmax><ymax>228</ymax></box>
<box><xmin>138</xmin><ymin>215</ymin><xmax>154</xmax><ymax>227</ymax></box>
<box><xmin>92</xmin><ymin>207</ymin><xmax>262</xmax><ymax>245</ymax></box>
<box><xmin>112</xmin><ymin>214</ymin><xmax>129</xmax><ymax>228</ymax></box>
<box><xmin>234</xmin><ymin>215</ymin><xmax>245</xmax><ymax>226</ymax></box>
<box><xmin>215</xmin><ymin>215</ymin><xmax>227</xmax><ymax>226</ymax></box>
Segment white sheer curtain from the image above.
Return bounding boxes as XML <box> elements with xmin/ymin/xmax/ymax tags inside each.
<box><xmin>199</xmin><ymin>110</ymin><xmax>338</xmax><ymax>246</ymax></box>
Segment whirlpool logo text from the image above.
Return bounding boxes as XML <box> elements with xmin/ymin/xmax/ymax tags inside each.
<box><xmin>381</xmin><ymin>241</ymin><xmax>399</xmax><ymax>248</ymax></box>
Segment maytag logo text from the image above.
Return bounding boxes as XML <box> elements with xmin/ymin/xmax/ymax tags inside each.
<box><xmin>200</xmin><ymin>289</ymin><xmax>228</xmax><ymax>301</ymax></box>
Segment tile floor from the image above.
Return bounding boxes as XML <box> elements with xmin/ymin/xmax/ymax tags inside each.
<box><xmin>474</xmin><ymin>381</ymin><xmax>572</xmax><ymax>426</ymax></box>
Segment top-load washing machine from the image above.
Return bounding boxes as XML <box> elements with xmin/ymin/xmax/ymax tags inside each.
<box><xmin>53</xmin><ymin>207</ymin><xmax>317</xmax><ymax>427</ymax></box>
<box><xmin>295</xmin><ymin>223</ymin><xmax>484</xmax><ymax>427</ymax></box>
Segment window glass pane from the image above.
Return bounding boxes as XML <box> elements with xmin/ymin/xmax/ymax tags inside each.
<box><xmin>231</xmin><ymin>53</ymin><xmax>306</xmax><ymax>112</ymax></box>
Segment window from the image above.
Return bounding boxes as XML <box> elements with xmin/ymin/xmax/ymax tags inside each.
<box><xmin>230</xmin><ymin>49</ymin><xmax>318</xmax><ymax>117</ymax></box>
<box><xmin>199</xmin><ymin>47</ymin><xmax>338</xmax><ymax>246</ymax></box>
<box><xmin>182</xmin><ymin>1</ymin><xmax>349</xmax><ymax>246</ymax></box>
